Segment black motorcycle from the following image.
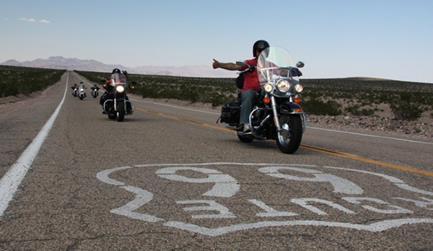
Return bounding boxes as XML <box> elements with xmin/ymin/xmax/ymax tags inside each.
<box><xmin>78</xmin><ymin>85</ymin><xmax>86</xmax><ymax>100</ymax></box>
<box><xmin>102</xmin><ymin>74</ymin><xmax>133</xmax><ymax>122</ymax></box>
<box><xmin>219</xmin><ymin>47</ymin><xmax>306</xmax><ymax>154</ymax></box>
<box><xmin>71</xmin><ymin>86</ymin><xmax>78</xmax><ymax>97</ymax></box>
<box><xmin>91</xmin><ymin>86</ymin><xmax>99</xmax><ymax>98</ymax></box>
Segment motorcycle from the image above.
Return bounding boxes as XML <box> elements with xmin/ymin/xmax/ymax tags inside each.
<box><xmin>219</xmin><ymin>47</ymin><xmax>306</xmax><ymax>154</ymax></box>
<box><xmin>91</xmin><ymin>86</ymin><xmax>99</xmax><ymax>98</ymax></box>
<box><xmin>102</xmin><ymin>73</ymin><xmax>133</xmax><ymax>122</ymax></box>
<box><xmin>78</xmin><ymin>86</ymin><xmax>87</xmax><ymax>100</ymax></box>
<box><xmin>71</xmin><ymin>86</ymin><xmax>78</xmax><ymax>97</ymax></box>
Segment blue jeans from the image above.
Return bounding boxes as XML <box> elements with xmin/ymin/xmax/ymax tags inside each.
<box><xmin>240</xmin><ymin>90</ymin><xmax>257</xmax><ymax>124</ymax></box>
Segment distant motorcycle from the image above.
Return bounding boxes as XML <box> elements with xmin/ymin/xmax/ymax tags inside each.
<box><xmin>219</xmin><ymin>47</ymin><xmax>306</xmax><ymax>154</ymax></box>
<box><xmin>78</xmin><ymin>86</ymin><xmax>87</xmax><ymax>100</ymax></box>
<box><xmin>102</xmin><ymin>73</ymin><xmax>133</xmax><ymax>122</ymax></box>
<box><xmin>91</xmin><ymin>86</ymin><xmax>99</xmax><ymax>98</ymax></box>
<box><xmin>71</xmin><ymin>86</ymin><xmax>78</xmax><ymax>97</ymax></box>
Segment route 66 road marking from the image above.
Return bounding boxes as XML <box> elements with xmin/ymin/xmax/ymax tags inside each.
<box><xmin>96</xmin><ymin>163</ymin><xmax>433</xmax><ymax>237</ymax></box>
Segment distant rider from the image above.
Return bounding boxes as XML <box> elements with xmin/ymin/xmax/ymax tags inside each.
<box><xmin>212</xmin><ymin>40</ymin><xmax>270</xmax><ymax>132</ymax></box>
<box><xmin>71</xmin><ymin>83</ymin><xmax>79</xmax><ymax>96</ymax></box>
<box><xmin>91</xmin><ymin>83</ymin><xmax>100</xmax><ymax>91</ymax></box>
<box><xmin>79</xmin><ymin>81</ymin><xmax>86</xmax><ymax>90</ymax></box>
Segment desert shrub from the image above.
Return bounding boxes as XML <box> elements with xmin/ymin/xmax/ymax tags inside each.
<box><xmin>388</xmin><ymin>93</ymin><xmax>424</xmax><ymax>120</ymax></box>
<box><xmin>346</xmin><ymin>105</ymin><xmax>375</xmax><ymax>116</ymax></box>
<box><xmin>303</xmin><ymin>99</ymin><xmax>342</xmax><ymax>116</ymax></box>
<box><xmin>209</xmin><ymin>93</ymin><xmax>227</xmax><ymax>107</ymax></box>
<box><xmin>391</xmin><ymin>102</ymin><xmax>423</xmax><ymax>121</ymax></box>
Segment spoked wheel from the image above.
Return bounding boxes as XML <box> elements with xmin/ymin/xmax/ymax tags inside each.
<box><xmin>276</xmin><ymin>115</ymin><xmax>303</xmax><ymax>154</ymax></box>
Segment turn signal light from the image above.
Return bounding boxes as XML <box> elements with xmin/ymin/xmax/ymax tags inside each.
<box><xmin>294</xmin><ymin>96</ymin><xmax>303</xmax><ymax>105</ymax></box>
<box><xmin>263</xmin><ymin>96</ymin><xmax>271</xmax><ymax>105</ymax></box>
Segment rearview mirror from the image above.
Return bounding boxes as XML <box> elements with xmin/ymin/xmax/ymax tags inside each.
<box><xmin>296</xmin><ymin>61</ymin><xmax>305</xmax><ymax>68</ymax></box>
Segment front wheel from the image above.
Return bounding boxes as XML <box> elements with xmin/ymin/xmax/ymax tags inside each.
<box><xmin>116</xmin><ymin>102</ymin><xmax>125</xmax><ymax>122</ymax></box>
<box><xmin>276</xmin><ymin>115</ymin><xmax>303</xmax><ymax>154</ymax></box>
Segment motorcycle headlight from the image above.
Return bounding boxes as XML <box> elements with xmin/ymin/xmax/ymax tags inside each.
<box><xmin>276</xmin><ymin>80</ymin><xmax>291</xmax><ymax>93</ymax></box>
<box><xmin>263</xmin><ymin>83</ymin><xmax>273</xmax><ymax>93</ymax></box>
<box><xmin>116</xmin><ymin>85</ymin><xmax>125</xmax><ymax>93</ymax></box>
<box><xmin>294</xmin><ymin>84</ymin><xmax>304</xmax><ymax>93</ymax></box>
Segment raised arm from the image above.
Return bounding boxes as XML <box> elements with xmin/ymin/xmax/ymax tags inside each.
<box><xmin>212</xmin><ymin>59</ymin><xmax>243</xmax><ymax>71</ymax></box>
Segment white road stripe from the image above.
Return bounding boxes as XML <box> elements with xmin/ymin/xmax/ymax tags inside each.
<box><xmin>133</xmin><ymin>99</ymin><xmax>432</xmax><ymax>145</ymax></box>
<box><xmin>0</xmin><ymin>72</ymin><xmax>69</xmax><ymax>217</ymax></box>
<box><xmin>308</xmin><ymin>126</ymin><xmax>433</xmax><ymax>145</ymax></box>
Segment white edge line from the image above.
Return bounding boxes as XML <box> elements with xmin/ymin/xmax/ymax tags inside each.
<box><xmin>131</xmin><ymin>99</ymin><xmax>432</xmax><ymax>145</ymax></box>
<box><xmin>0</xmin><ymin>72</ymin><xmax>69</xmax><ymax>217</ymax></box>
<box><xmin>307</xmin><ymin>126</ymin><xmax>433</xmax><ymax>145</ymax></box>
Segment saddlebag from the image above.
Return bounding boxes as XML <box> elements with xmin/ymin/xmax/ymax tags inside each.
<box><xmin>235</xmin><ymin>73</ymin><xmax>244</xmax><ymax>89</ymax></box>
<box><xmin>220</xmin><ymin>101</ymin><xmax>240</xmax><ymax>125</ymax></box>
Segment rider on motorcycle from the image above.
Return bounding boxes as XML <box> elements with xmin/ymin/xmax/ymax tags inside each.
<box><xmin>79</xmin><ymin>81</ymin><xmax>86</xmax><ymax>90</ymax></box>
<box><xmin>212</xmin><ymin>40</ymin><xmax>270</xmax><ymax>132</ymax></box>
<box><xmin>99</xmin><ymin>68</ymin><xmax>129</xmax><ymax>109</ymax></box>
<box><xmin>91</xmin><ymin>83</ymin><xmax>100</xmax><ymax>91</ymax></box>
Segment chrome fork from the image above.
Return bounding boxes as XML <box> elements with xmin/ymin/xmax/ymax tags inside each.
<box><xmin>271</xmin><ymin>96</ymin><xmax>282</xmax><ymax>132</ymax></box>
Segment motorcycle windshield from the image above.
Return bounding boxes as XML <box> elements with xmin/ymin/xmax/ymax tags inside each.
<box><xmin>111</xmin><ymin>73</ymin><xmax>127</xmax><ymax>86</ymax></box>
<box><xmin>257</xmin><ymin>47</ymin><xmax>295</xmax><ymax>84</ymax></box>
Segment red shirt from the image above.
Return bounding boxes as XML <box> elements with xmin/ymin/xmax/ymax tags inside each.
<box><xmin>240</xmin><ymin>58</ymin><xmax>260</xmax><ymax>92</ymax></box>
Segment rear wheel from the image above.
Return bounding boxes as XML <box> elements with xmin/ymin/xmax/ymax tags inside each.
<box><xmin>237</xmin><ymin>132</ymin><xmax>254</xmax><ymax>143</ymax></box>
<box><xmin>276</xmin><ymin>115</ymin><xmax>303</xmax><ymax>154</ymax></box>
<box><xmin>108</xmin><ymin>113</ymin><xmax>116</xmax><ymax>120</ymax></box>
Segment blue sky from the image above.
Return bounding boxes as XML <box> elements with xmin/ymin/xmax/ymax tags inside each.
<box><xmin>1</xmin><ymin>0</ymin><xmax>432</xmax><ymax>82</ymax></box>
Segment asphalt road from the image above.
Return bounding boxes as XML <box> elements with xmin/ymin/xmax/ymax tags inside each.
<box><xmin>0</xmin><ymin>71</ymin><xmax>432</xmax><ymax>250</ymax></box>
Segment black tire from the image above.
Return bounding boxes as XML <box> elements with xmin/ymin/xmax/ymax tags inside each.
<box><xmin>237</xmin><ymin>132</ymin><xmax>254</xmax><ymax>143</ymax></box>
<box><xmin>116</xmin><ymin>103</ymin><xmax>125</xmax><ymax>122</ymax></box>
<box><xmin>79</xmin><ymin>95</ymin><xmax>84</xmax><ymax>100</ymax></box>
<box><xmin>276</xmin><ymin>115</ymin><xmax>303</xmax><ymax>154</ymax></box>
<box><xmin>108</xmin><ymin>113</ymin><xmax>116</xmax><ymax>120</ymax></box>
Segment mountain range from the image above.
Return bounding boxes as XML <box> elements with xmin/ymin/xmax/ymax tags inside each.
<box><xmin>0</xmin><ymin>56</ymin><xmax>235</xmax><ymax>78</ymax></box>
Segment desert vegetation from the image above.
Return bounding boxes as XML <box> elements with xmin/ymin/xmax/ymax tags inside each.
<box><xmin>77</xmin><ymin>71</ymin><xmax>433</xmax><ymax>121</ymax></box>
<box><xmin>0</xmin><ymin>66</ymin><xmax>65</xmax><ymax>98</ymax></box>
<box><xmin>301</xmin><ymin>78</ymin><xmax>433</xmax><ymax>121</ymax></box>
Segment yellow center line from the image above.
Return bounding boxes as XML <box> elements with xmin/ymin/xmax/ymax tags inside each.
<box><xmin>302</xmin><ymin>145</ymin><xmax>433</xmax><ymax>178</ymax></box>
<box><xmin>135</xmin><ymin>107</ymin><xmax>433</xmax><ymax>178</ymax></box>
